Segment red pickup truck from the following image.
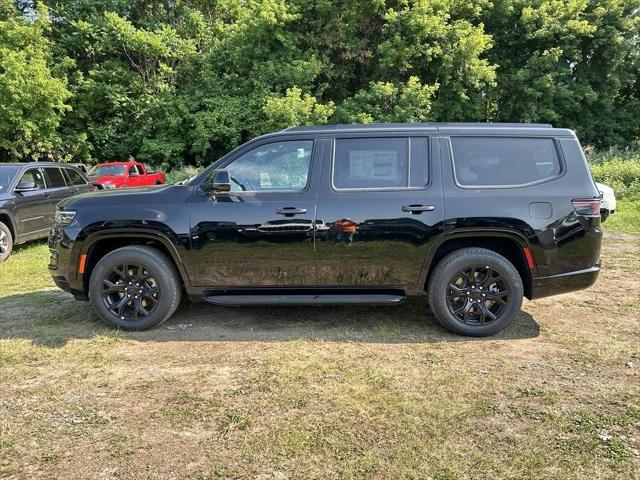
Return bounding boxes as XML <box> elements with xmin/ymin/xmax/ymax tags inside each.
<box><xmin>88</xmin><ymin>161</ymin><xmax>166</xmax><ymax>189</ymax></box>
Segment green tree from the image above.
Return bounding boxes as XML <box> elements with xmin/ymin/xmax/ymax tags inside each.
<box><xmin>336</xmin><ymin>77</ymin><xmax>439</xmax><ymax>123</ymax></box>
<box><xmin>483</xmin><ymin>0</ymin><xmax>640</xmax><ymax>146</ymax></box>
<box><xmin>263</xmin><ymin>86</ymin><xmax>335</xmax><ymax>131</ymax></box>
<box><xmin>0</xmin><ymin>0</ymin><xmax>71</xmax><ymax>160</ymax></box>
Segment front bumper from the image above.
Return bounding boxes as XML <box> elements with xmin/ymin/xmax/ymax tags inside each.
<box><xmin>531</xmin><ymin>264</ymin><xmax>600</xmax><ymax>299</ymax></box>
<box><xmin>48</xmin><ymin>227</ymin><xmax>88</xmax><ymax>300</ymax></box>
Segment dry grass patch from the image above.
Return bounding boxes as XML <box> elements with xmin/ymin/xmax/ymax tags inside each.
<box><xmin>1</xmin><ymin>233</ymin><xmax>639</xmax><ymax>479</ymax></box>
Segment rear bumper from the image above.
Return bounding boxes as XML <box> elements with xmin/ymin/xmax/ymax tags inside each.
<box><xmin>531</xmin><ymin>264</ymin><xmax>600</xmax><ymax>299</ymax></box>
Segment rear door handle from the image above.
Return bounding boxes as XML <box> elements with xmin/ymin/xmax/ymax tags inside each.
<box><xmin>402</xmin><ymin>204</ymin><xmax>435</xmax><ymax>214</ymax></box>
<box><xmin>276</xmin><ymin>207</ymin><xmax>308</xmax><ymax>216</ymax></box>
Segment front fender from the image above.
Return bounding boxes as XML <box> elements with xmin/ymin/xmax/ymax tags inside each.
<box><xmin>79</xmin><ymin>227</ymin><xmax>193</xmax><ymax>287</ymax></box>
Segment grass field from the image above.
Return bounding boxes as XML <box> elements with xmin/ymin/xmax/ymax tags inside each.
<box><xmin>589</xmin><ymin>148</ymin><xmax>640</xmax><ymax>234</ymax></box>
<box><xmin>1</xmin><ymin>229</ymin><xmax>639</xmax><ymax>479</ymax></box>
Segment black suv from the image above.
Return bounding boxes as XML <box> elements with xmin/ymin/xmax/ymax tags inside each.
<box><xmin>48</xmin><ymin>124</ymin><xmax>602</xmax><ymax>336</ymax></box>
<box><xmin>0</xmin><ymin>162</ymin><xmax>95</xmax><ymax>261</ymax></box>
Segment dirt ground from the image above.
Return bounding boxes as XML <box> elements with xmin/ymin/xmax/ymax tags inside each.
<box><xmin>1</xmin><ymin>232</ymin><xmax>639</xmax><ymax>479</ymax></box>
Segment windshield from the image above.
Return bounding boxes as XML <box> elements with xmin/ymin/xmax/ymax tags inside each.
<box><xmin>0</xmin><ymin>165</ymin><xmax>20</xmax><ymax>192</ymax></box>
<box><xmin>89</xmin><ymin>165</ymin><xmax>125</xmax><ymax>177</ymax></box>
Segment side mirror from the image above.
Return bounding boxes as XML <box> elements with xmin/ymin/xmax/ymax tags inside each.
<box><xmin>210</xmin><ymin>170</ymin><xmax>231</xmax><ymax>193</ymax></box>
<box><xmin>15</xmin><ymin>180</ymin><xmax>36</xmax><ymax>192</ymax></box>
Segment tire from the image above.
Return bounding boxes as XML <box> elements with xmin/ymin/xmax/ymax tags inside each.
<box><xmin>0</xmin><ymin>221</ymin><xmax>13</xmax><ymax>262</ymax></box>
<box><xmin>89</xmin><ymin>245</ymin><xmax>182</xmax><ymax>331</ymax></box>
<box><xmin>427</xmin><ymin>247</ymin><xmax>523</xmax><ymax>337</ymax></box>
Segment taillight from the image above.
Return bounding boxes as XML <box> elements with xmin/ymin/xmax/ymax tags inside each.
<box><xmin>572</xmin><ymin>199</ymin><xmax>600</xmax><ymax>216</ymax></box>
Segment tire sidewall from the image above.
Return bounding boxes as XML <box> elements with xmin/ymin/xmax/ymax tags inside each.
<box><xmin>429</xmin><ymin>251</ymin><xmax>523</xmax><ymax>337</ymax></box>
<box><xmin>0</xmin><ymin>221</ymin><xmax>13</xmax><ymax>262</ymax></box>
<box><xmin>89</xmin><ymin>249</ymin><xmax>178</xmax><ymax>330</ymax></box>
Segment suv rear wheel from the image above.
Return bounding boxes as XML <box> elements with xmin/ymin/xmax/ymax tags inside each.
<box><xmin>89</xmin><ymin>245</ymin><xmax>182</xmax><ymax>331</ymax></box>
<box><xmin>0</xmin><ymin>221</ymin><xmax>13</xmax><ymax>262</ymax></box>
<box><xmin>428</xmin><ymin>247</ymin><xmax>523</xmax><ymax>337</ymax></box>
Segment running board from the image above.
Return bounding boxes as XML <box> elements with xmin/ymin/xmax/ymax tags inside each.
<box><xmin>203</xmin><ymin>294</ymin><xmax>405</xmax><ymax>306</ymax></box>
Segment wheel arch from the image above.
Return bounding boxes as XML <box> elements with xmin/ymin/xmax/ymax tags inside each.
<box><xmin>0</xmin><ymin>211</ymin><xmax>16</xmax><ymax>242</ymax></box>
<box><xmin>421</xmin><ymin>230</ymin><xmax>533</xmax><ymax>300</ymax></box>
<box><xmin>81</xmin><ymin>231</ymin><xmax>191</xmax><ymax>295</ymax></box>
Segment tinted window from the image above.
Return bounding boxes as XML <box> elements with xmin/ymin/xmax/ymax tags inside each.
<box><xmin>409</xmin><ymin>137</ymin><xmax>429</xmax><ymax>188</ymax></box>
<box><xmin>223</xmin><ymin>140</ymin><xmax>313</xmax><ymax>192</ymax></box>
<box><xmin>451</xmin><ymin>137</ymin><xmax>561</xmax><ymax>187</ymax></box>
<box><xmin>44</xmin><ymin>168</ymin><xmax>67</xmax><ymax>188</ymax></box>
<box><xmin>129</xmin><ymin>165</ymin><xmax>140</xmax><ymax>175</ymax></box>
<box><xmin>89</xmin><ymin>165</ymin><xmax>125</xmax><ymax>177</ymax></box>
<box><xmin>64</xmin><ymin>168</ymin><xmax>87</xmax><ymax>186</ymax></box>
<box><xmin>333</xmin><ymin>137</ymin><xmax>429</xmax><ymax>189</ymax></box>
<box><xmin>19</xmin><ymin>169</ymin><xmax>46</xmax><ymax>190</ymax></box>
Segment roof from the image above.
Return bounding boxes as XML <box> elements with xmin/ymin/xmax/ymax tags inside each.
<box><xmin>273</xmin><ymin>122</ymin><xmax>576</xmax><ymax>140</ymax></box>
<box><xmin>96</xmin><ymin>161</ymin><xmax>141</xmax><ymax>166</ymax></box>
<box><xmin>284</xmin><ymin>122</ymin><xmax>553</xmax><ymax>134</ymax></box>
<box><xmin>0</xmin><ymin>162</ymin><xmax>76</xmax><ymax>167</ymax></box>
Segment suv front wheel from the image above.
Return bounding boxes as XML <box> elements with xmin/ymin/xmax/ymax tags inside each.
<box><xmin>89</xmin><ymin>245</ymin><xmax>182</xmax><ymax>331</ymax></box>
<box><xmin>427</xmin><ymin>247</ymin><xmax>524</xmax><ymax>337</ymax></box>
<box><xmin>0</xmin><ymin>221</ymin><xmax>13</xmax><ymax>262</ymax></box>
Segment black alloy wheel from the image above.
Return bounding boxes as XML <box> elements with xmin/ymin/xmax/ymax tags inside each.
<box><xmin>428</xmin><ymin>247</ymin><xmax>524</xmax><ymax>337</ymax></box>
<box><xmin>446</xmin><ymin>265</ymin><xmax>510</xmax><ymax>326</ymax></box>
<box><xmin>101</xmin><ymin>263</ymin><xmax>160</xmax><ymax>321</ymax></box>
<box><xmin>89</xmin><ymin>245</ymin><xmax>182</xmax><ymax>330</ymax></box>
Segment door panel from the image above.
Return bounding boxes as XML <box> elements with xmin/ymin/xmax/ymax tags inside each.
<box><xmin>13</xmin><ymin>168</ymin><xmax>51</xmax><ymax>240</ymax></box>
<box><xmin>187</xmin><ymin>138</ymin><xmax>322</xmax><ymax>287</ymax></box>
<box><xmin>315</xmin><ymin>135</ymin><xmax>445</xmax><ymax>287</ymax></box>
<box><xmin>43</xmin><ymin>167</ymin><xmax>71</xmax><ymax>225</ymax></box>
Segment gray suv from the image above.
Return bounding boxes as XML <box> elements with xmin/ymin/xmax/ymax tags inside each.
<box><xmin>0</xmin><ymin>162</ymin><xmax>95</xmax><ymax>261</ymax></box>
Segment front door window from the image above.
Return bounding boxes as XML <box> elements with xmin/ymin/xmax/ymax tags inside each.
<box><xmin>222</xmin><ymin>140</ymin><xmax>314</xmax><ymax>192</ymax></box>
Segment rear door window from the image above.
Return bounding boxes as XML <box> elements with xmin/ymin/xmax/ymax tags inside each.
<box><xmin>450</xmin><ymin>137</ymin><xmax>561</xmax><ymax>187</ymax></box>
<box><xmin>44</xmin><ymin>167</ymin><xmax>67</xmax><ymax>188</ymax></box>
<box><xmin>64</xmin><ymin>168</ymin><xmax>87</xmax><ymax>186</ymax></box>
<box><xmin>333</xmin><ymin>137</ymin><xmax>428</xmax><ymax>190</ymax></box>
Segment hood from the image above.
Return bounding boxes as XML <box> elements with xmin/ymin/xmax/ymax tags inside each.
<box><xmin>57</xmin><ymin>183</ymin><xmax>187</xmax><ymax>210</ymax></box>
<box><xmin>91</xmin><ymin>174</ymin><xmax>122</xmax><ymax>184</ymax></box>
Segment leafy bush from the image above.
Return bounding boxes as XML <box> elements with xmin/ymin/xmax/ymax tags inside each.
<box><xmin>164</xmin><ymin>166</ymin><xmax>200</xmax><ymax>184</ymax></box>
<box><xmin>588</xmin><ymin>149</ymin><xmax>640</xmax><ymax>200</ymax></box>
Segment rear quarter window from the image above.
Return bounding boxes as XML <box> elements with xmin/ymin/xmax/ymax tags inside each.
<box><xmin>64</xmin><ymin>168</ymin><xmax>87</xmax><ymax>186</ymax></box>
<box><xmin>450</xmin><ymin>137</ymin><xmax>562</xmax><ymax>187</ymax></box>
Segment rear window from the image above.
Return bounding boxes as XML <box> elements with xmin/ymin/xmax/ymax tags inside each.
<box><xmin>451</xmin><ymin>137</ymin><xmax>561</xmax><ymax>187</ymax></box>
<box><xmin>333</xmin><ymin>137</ymin><xmax>429</xmax><ymax>190</ymax></box>
<box><xmin>44</xmin><ymin>167</ymin><xmax>67</xmax><ymax>188</ymax></box>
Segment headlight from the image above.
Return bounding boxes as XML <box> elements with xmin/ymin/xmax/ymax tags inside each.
<box><xmin>54</xmin><ymin>210</ymin><xmax>77</xmax><ymax>226</ymax></box>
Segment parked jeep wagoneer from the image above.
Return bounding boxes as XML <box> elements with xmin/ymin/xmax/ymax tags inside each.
<box><xmin>48</xmin><ymin>123</ymin><xmax>602</xmax><ymax>336</ymax></box>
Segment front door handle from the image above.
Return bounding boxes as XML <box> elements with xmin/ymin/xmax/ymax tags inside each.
<box><xmin>402</xmin><ymin>204</ymin><xmax>435</xmax><ymax>214</ymax></box>
<box><xmin>276</xmin><ymin>207</ymin><xmax>308</xmax><ymax>216</ymax></box>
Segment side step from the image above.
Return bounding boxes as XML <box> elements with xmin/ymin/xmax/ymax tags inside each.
<box><xmin>203</xmin><ymin>294</ymin><xmax>405</xmax><ymax>306</ymax></box>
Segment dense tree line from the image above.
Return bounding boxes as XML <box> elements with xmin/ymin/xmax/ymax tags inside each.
<box><xmin>1</xmin><ymin>0</ymin><xmax>639</xmax><ymax>167</ymax></box>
